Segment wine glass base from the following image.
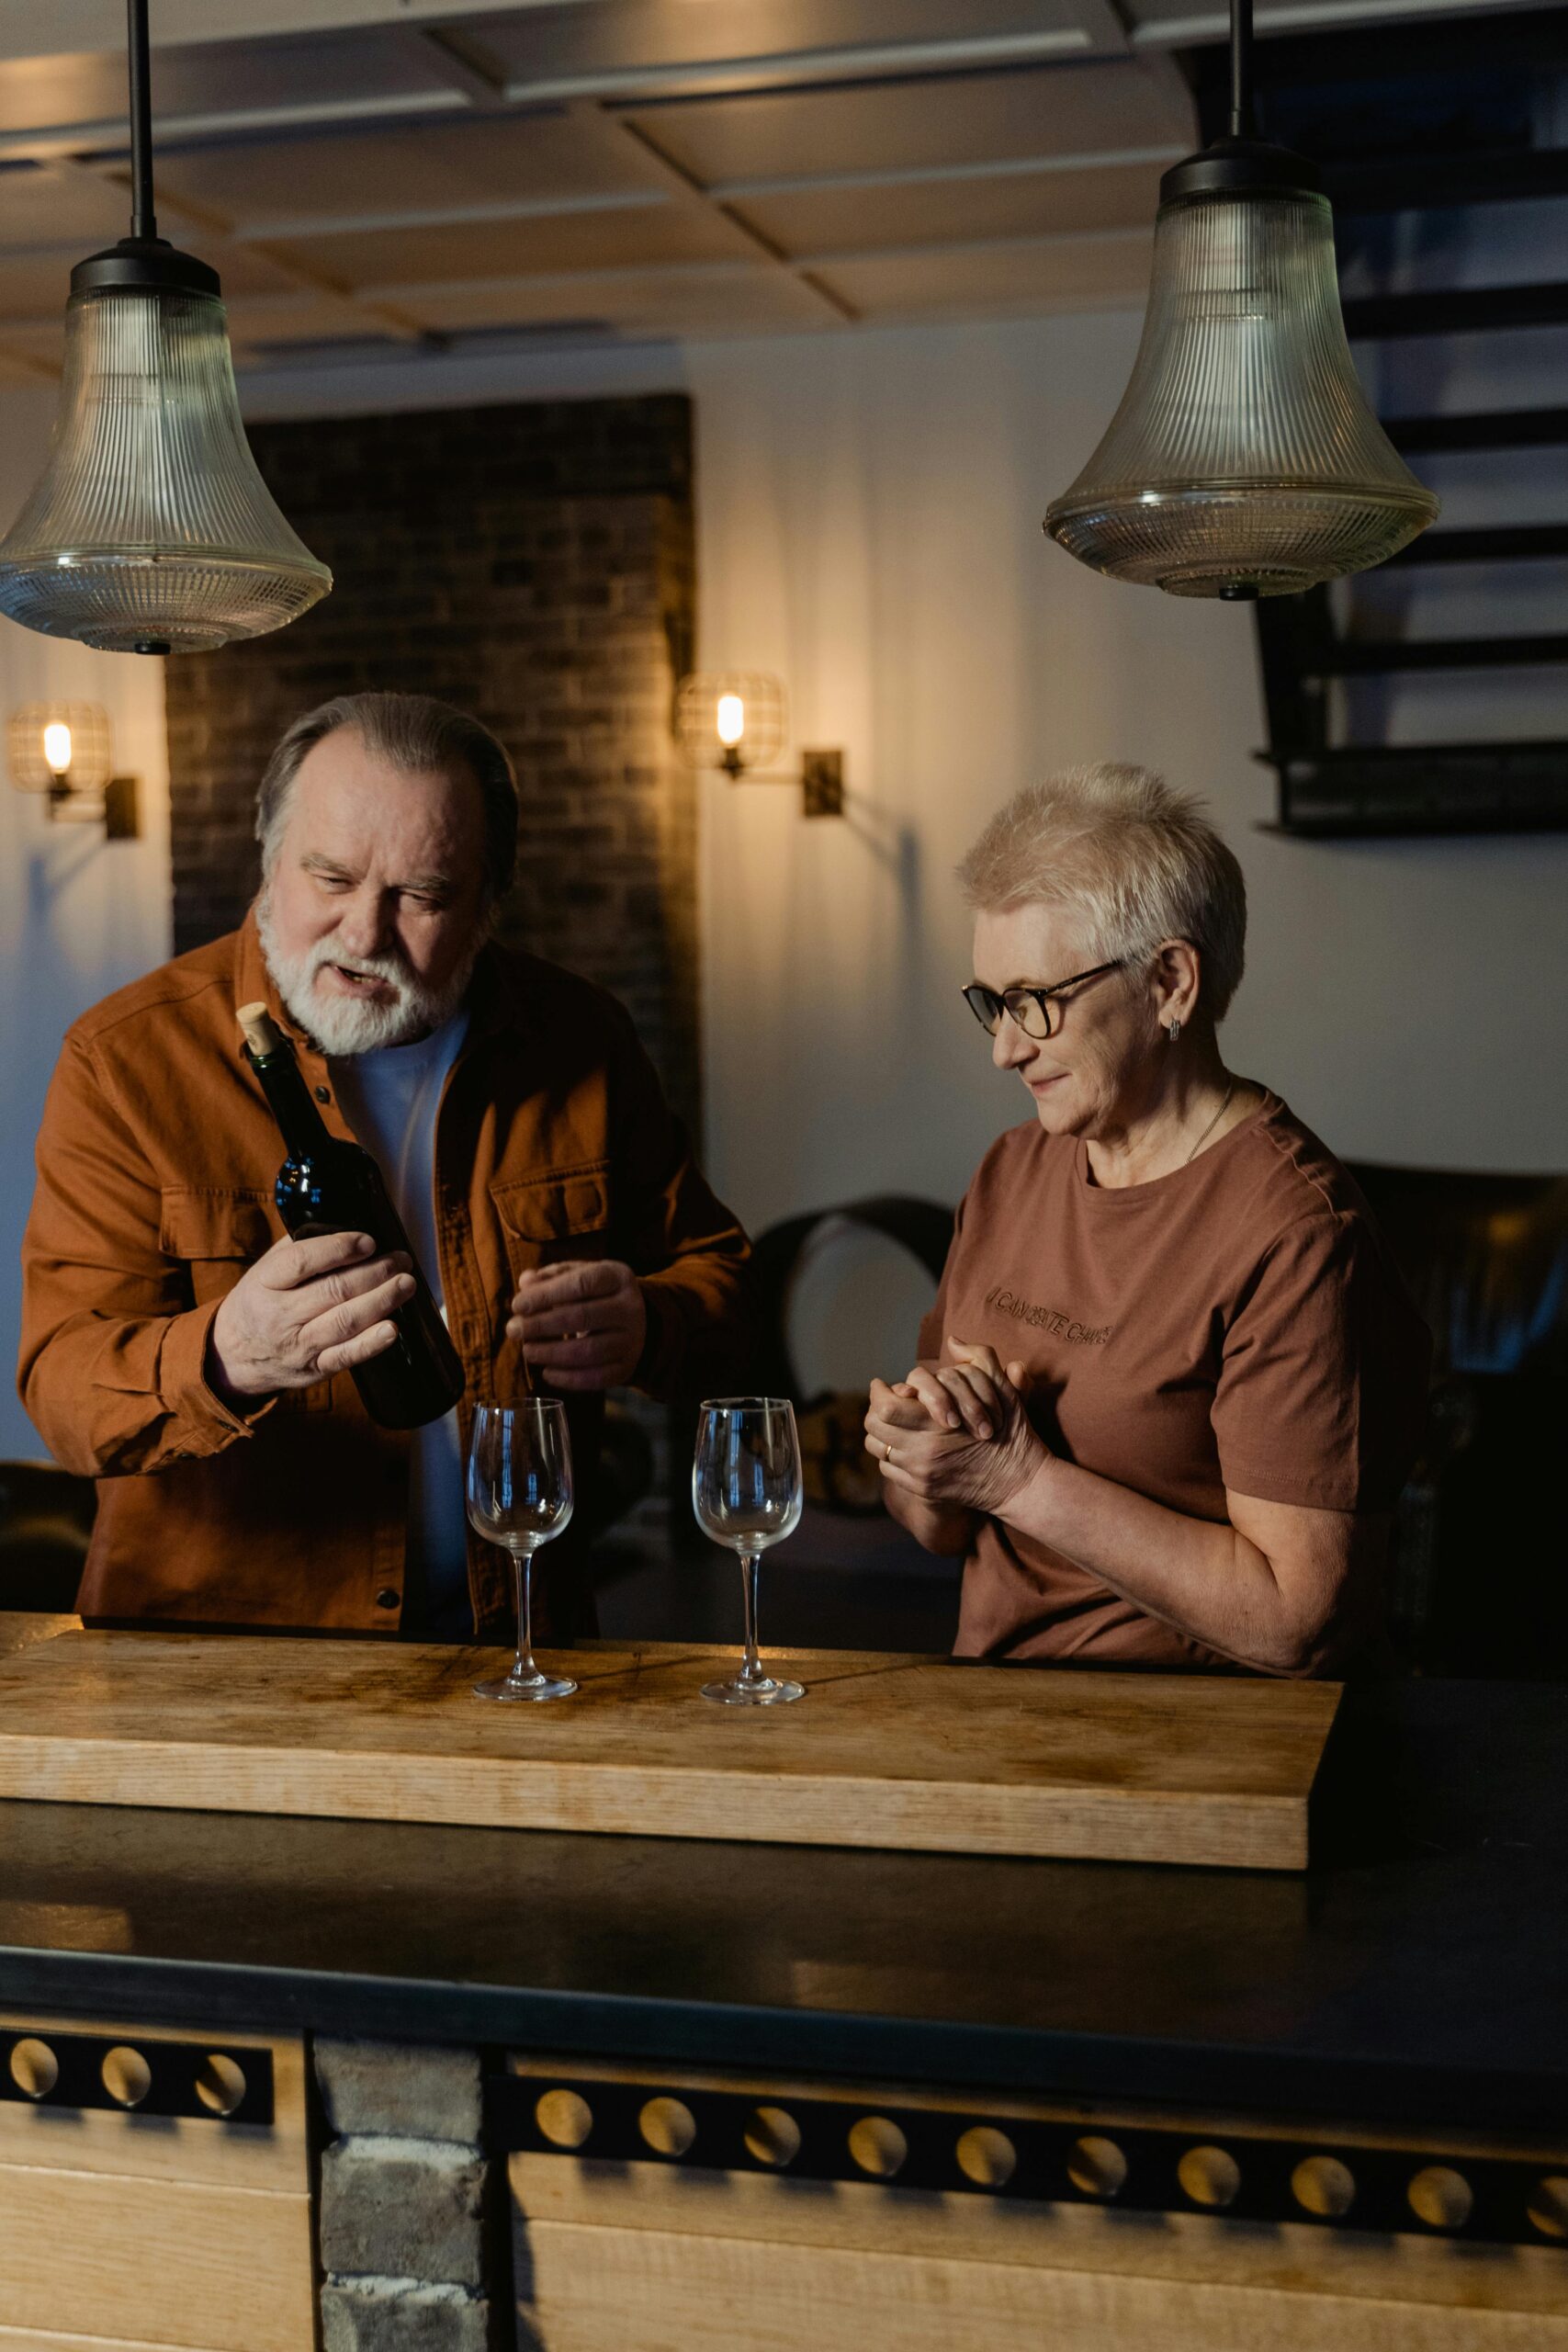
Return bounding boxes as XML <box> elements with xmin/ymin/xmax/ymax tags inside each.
<box><xmin>701</xmin><ymin>1675</ymin><xmax>805</xmax><ymax>1707</ymax></box>
<box><xmin>473</xmin><ymin>1670</ymin><xmax>578</xmax><ymax>1703</ymax></box>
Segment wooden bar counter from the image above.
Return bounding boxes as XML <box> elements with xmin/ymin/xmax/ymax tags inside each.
<box><xmin>0</xmin><ymin>1613</ymin><xmax>1564</xmax><ymax>2349</ymax></box>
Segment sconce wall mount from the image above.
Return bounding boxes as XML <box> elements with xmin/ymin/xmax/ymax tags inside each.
<box><xmin>675</xmin><ymin>673</ymin><xmax>845</xmax><ymax>819</ymax></box>
<box><xmin>8</xmin><ymin>702</ymin><xmax>141</xmax><ymax>839</ymax></box>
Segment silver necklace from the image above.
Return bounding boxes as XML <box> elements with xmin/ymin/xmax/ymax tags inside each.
<box><xmin>1185</xmin><ymin>1079</ymin><xmax>1235</xmax><ymax>1166</ymax></box>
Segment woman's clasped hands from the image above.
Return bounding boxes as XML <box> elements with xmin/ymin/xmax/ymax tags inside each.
<box><xmin>864</xmin><ymin>1339</ymin><xmax>1048</xmax><ymax>1518</ymax></box>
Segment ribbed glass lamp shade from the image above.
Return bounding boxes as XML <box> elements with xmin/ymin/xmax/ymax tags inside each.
<box><xmin>1045</xmin><ymin>185</ymin><xmax>1438</xmax><ymax>596</ymax></box>
<box><xmin>0</xmin><ymin>283</ymin><xmax>331</xmax><ymax>652</ymax></box>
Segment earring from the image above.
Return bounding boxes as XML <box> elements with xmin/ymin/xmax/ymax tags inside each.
<box><xmin>1168</xmin><ymin>1018</ymin><xmax>1181</xmax><ymax>1043</ymax></box>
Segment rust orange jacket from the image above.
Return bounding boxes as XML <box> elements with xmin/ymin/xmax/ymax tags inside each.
<box><xmin>18</xmin><ymin>910</ymin><xmax>754</xmax><ymax>1635</ymax></box>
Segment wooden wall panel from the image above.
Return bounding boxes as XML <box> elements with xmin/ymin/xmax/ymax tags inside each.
<box><xmin>515</xmin><ymin>2217</ymin><xmax>1568</xmax><ymax>2352</ymax></box>
<box><xmin>510</xmin><ymin>2053</ymin><xmax>1568</xmax><ymax>2344</ymax></box>
<box><xmin>0</xmin><ymin>2017</ymin><xmax>308</xmax><ymax>2193</ymax></box>
<box><xmin>0</xmin><ymin>2016</ymin><xmax>313</xmax><ymax>2350</ymax></box>
<box><xmin>0</xmin><ymin>2163</ymin><xmax>315</xmax><ymax>2351</ymax></box>
<box><xmin>0</xmin><ymin>2329</ymin><xmax>245</xmax><ymax>2351</ymax></box>
<box><xmin>510</xmin><ymin>2155</ymin><xmax>1568</xmax><ymax>2322</ymax></box>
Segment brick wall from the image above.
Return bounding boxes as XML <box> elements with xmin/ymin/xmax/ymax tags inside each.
<box><xmin>316</xmin><ymin>2037</ymin><xmax>499</xmax><ymax>2351</ymax></box>
<box><xmin>163</xmin><ymin>393</ymin><xmax>699</xmax><ymax>1133</ymax></box>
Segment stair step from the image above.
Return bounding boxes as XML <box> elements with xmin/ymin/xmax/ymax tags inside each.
<box><xmin>1386</xmin><ymin>522</ymin><xmax>1568</xmax><ymax>565</ymax></box>
<box><xmin>1384</xmin><ymin>408</ymin><xmax>1568</xmax><ymax>454</ymax></box>
<box><xmin>1328</xmin><ymin>147</ymin><xmax>1568</xmax><ymax>214</ymax></box>
<box><xmin>1344</xmin><ymin>283</ymin><xmax>1568</xmax><ymax>339</ymax></box>
<box><xmin>1314</xmin><ymin>635</ymin><xmax>1568</xmax><ymax>674</ymax></box>
<box><xmin>1258</xmin><ymin>741</ymin><xmax>1568</xmax><ymax>837</ymax></box>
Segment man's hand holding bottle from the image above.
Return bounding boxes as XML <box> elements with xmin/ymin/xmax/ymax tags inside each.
<box><xmin>207</xmin><ymin>1231</ymin><xmax>414</xmax><ymax>1406</ymax></box>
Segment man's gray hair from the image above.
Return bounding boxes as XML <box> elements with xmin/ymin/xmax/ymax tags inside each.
<box><xmin>255</xmin><ymin>691</ymin><xmax>519</xmax><ymax>902</ymax></box>
<box><xmin>958</xmin><ymin>763</ymin><xmax>1247</xmax><ymax>1021</ymax></box>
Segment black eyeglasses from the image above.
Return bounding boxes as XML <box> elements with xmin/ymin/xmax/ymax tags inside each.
<box><xmin>962</xmin><ymin>960</ymin><xmax>1122</xmax><ymax>1041</ymax></box>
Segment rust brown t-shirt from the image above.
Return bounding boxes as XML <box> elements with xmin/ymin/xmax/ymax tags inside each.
<box><xmin>919</xmin><ymin>1092</ymin><xmax>1430</xmax><ymax>1668</ymax></box>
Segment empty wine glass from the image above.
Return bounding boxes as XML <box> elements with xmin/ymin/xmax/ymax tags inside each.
<box><xmin>466</xmin><ymin>1399</ymin><xmax>576</xmax><ymax>1702</ymax></box>
<box><xmin>693</xmin><ymin>1397</ymin><xmax>805</xmax><ymax>1705</ymax></box>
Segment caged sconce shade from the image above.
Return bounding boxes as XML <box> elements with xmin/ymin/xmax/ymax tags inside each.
<box><xmin>1043</xmin><ymin>0</ymin><xmax>1438</xmax><ymax>599</ymax></box>
<box><xmin>8</xmin><ymin>703</ymin><xmax>112</xmax><ymax>797</ymax></box>
<box><xmin>675</xmin><ymin>673</ymin><xmax>787</xmax><ymax>779</ymax></box>
<box><xmin>0</xmin><ymin>0</ymin><xmax>330</xmax><ymax>655</ymax></box>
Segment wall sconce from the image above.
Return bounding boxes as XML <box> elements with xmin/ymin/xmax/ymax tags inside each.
<box><xmin>674</xmin><ymin>673</ymin><xmax>844</xmax><ymax>818</ymax></box>
<box><xmin>7</xmin><ymin>703</ymin><xmax>140</xmax><ymax>837</ymax></box>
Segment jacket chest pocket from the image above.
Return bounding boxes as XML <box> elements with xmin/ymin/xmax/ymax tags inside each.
<box><xmin>490</xmin><ymin>1164</ymin><xmax>613</xmax><ymax>1283</ymax></box>
<box><xmin>160</xmin><ymin>1189</ymin><xmax>276</xmax><ymax>1305</ymax></box>
<box><xmin>159</xmin><ymin>1186</ymin><xmax>333</xmax><ymax>1414</ymax></box>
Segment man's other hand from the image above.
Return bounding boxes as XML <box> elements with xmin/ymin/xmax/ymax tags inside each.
<box><xmin>508</xmin><ymin>1260</ymin><xmax>648</xmax><ymax>1391</ymax></box>
<box><xmin>208</xmin><ymin>1230</ymin><xmax>414</xmax><ymax>1404</ymax></box>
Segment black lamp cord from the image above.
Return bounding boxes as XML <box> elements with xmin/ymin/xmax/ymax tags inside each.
<box><xmin>1228</xmin><ymin>0</ymin><xmax>1256</xmax><ymax>141</ymax></box>
<box><xmin>127</xmin><ymin>0</ymin><xmax>157</xmax><ymax>243</ymax></box>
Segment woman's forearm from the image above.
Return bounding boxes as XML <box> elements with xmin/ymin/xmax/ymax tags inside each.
<box><xmin>885</xmin><ymin>1480</ymin><xmax>976</xmax><ymax>1558</ymax></box>
<box><xmin>999</xmin><ymin>1453</ymin><xmax>1322</xmax><ymax>1674</ymax></box>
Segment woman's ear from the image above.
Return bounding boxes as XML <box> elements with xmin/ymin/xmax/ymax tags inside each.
<box><xmin>1152</xmin><ymin>939</ymin><xmax>1202</xmax><ymax>1031</ymax></box>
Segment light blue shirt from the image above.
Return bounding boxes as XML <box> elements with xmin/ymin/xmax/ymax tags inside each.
<box><xmin>331</xmin><ymin>1009</ymin><xmax>471</xmax><ymax>1638</ymax></box>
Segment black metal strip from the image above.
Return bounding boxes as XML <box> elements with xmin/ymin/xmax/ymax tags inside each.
<box><xmin>488</xmin><ymin>2074</ymin><xmax>1568</xmax><ymax>2252</ymax></box>
<box><xmin>2</xmin><ymin>2030</ymin><xmax>273</xmax><ymax>2125</ymax></box>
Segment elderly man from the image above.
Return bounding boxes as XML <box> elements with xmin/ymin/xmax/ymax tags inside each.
<box><xmin>19</xmin><ymin>691</ymin><xmax>752</xmax><ymax>1640</ymax></box>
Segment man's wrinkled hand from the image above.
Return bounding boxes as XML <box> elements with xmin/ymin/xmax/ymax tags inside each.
<box><xmin>508</xmin><ymin>1259</ymin><xmax>648</xmax><ymax>1391</ymax></box>
<box><xmin>208</xmin><ymin>1230</ymin><xmax>414</xmax><ymax>1405</ymax></box>
<box><xmin>863</xmin><ymin>1339</ymin><xmax>1045</xmax><ymax>1517</ymax></box>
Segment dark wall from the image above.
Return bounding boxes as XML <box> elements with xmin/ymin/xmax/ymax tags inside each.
<box><xmin>163</xmin><ymin>392</ymin><xmax>699</xmax><ymax>1129</ymax></box>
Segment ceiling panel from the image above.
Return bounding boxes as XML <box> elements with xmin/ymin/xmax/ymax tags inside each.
<box><xmin>0</xmin><ymin>160</ymin><xmax>130</xmax><ymax>248</ymax></box>
<box><xmin>469</xmin><ymin>0</ymin><xmax>1110</xmax><ymax>95</ymax></box>
<box><xmin>397</xmin><ymin>259</ymin><xmax>830</xmax><ymax>335</ymax></box>
<box><xmin>282</xmin><ymin>200</ymin><xmax>743</xmax><ymax>288</ymax></box>
<box><xmin>1123</xmin><ymin>0</ymin><xmax>1546</xmax><ymax>39</ymax></box>
<box><xmin>0</xmin><ymin>316</ymin><xmax>62</xmax><ymax>373</ymax></box>
<box><xmin>0</xmin><ymin>248</ymin><xmax>97</xmax><ymax>316</ymax></box>
<box><xmin>818</xmin><ymin>225</ymin><xmax>1152</xmax><ymax>317</ymax></box>
<box><xmin>0</xmin><ymin>238</ymin><xmax>311</xmax><ymax>319</ymax></box>
<box><xmin>626</xmin><ymin>59</ymin><xmax>1194</xmax><ymax>187</ymax></box>
<box><xmin>223</xmin><ymin>289</ymin><xmax>393</xmax><ymax>351</ymax></box>
<box><xmin>153</xmin><ymin>113</ymin><xmax>655</xmax><ymax>231</ymax></box>
<box><xmin>0</xmin><ymin>29</ymin><xmax>452</xmax><ymax>145</ymax></box>
<box><xmin>0</xmin><ymin>48</ymin><xmax>125</xmax><ymax>138</ymax></box>
<box><xmin>739</xmin><ymin>155</ymin><xmax>1166</xmax><ymax>254</ymax></box>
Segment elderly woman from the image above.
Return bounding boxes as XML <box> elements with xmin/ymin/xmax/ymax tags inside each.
<box><xmin>865</xmin><ymin>764</ymin><xmax>1429</xmax><ymax>1676</ymax></box>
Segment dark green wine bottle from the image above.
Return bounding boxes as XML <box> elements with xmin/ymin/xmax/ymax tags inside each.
<box><xmin>238</xmin><ymin>1001</ymin><xmax>465</xmax><ymax>1431</ymax></box>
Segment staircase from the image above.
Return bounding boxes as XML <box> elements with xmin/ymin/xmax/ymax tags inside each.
<box><xmin>1190</xmin><ymin>11</ymin><xmax>1568</xmax><ymax>835</ymax></box>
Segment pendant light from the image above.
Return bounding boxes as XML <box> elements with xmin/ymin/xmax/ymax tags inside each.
<box><xmin>1043</xmin><ymin>0</ymin><xmax>1438</xmax><ymax>599</ymax></box>
<box><xmin>0</xmin><ymin>0</ymin><xmax>330</xmax><ymax>654</ymax></box>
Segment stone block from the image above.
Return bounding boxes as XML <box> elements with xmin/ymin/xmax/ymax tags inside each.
<box><xmin>321</xmin><ymin>2278</ymin><xmax>490</xmax><ymax>2352</ymax></box>
<box><xmin>316</xmin><ymin>2038</ymin><xmax>483</xmax><ymax>2145</ymax></box>
<box><xmin>320</xmin><ymin>2138</ymin><xmax>487</xmax><ymax>2288</ymax></box>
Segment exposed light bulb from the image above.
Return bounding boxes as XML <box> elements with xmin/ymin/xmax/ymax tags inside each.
<box><xmin>42</xmin><ymin>721</ymin><xmax>73</xmax><ymax>776</ymax></box>
<box><xmin>716</xmin><ymin>694</ymin><xmax>746</xmax><ymax>748</ymax></box>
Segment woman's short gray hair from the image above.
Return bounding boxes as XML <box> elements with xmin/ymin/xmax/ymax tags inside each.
<box><xmin>255</xmin><ymin>691</ymin><xmax>519</xmax><ymax>903</ymax></box>
<box><xmin>957</xmin><ymin>763</ymin><xmax>1247</xmax><ymax>1021</ymax></box>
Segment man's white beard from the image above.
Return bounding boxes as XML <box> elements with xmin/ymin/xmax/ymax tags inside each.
<box><xmin>256</xmin><ymin>884</ymin><xmax>480</xmax><ymax>1057</ymax></box>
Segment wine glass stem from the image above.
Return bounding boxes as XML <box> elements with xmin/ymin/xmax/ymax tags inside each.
<box><xmin>739</xmin><ymin>1551</ymin><xmax>763</xmax><ymax>1686</ymax></box>
<box><xmin>512</xmin><ymin>1543</ymin><xmax>539</xmax><ymax>1679</ymax></box>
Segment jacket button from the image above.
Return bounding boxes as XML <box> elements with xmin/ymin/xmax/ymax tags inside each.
<box><xmin>375</xmin><ymin>1588</ymin><xmax>400</xmax><ymax>1611</ymax></box>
